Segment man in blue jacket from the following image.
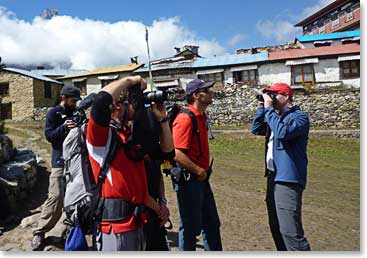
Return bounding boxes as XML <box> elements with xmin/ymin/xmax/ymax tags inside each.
<box><xmin>251</xmin><ymin>83</ymin><xmax>311</xmax><ymax>251</ymax></box>
<box><xmin>31</xmin><ymin>86</ymin><xmax>81</xmax><ymax>250</ymax></box>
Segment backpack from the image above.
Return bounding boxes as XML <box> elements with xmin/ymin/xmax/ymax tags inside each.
<box><xmin>63</xmin><ymin>123</ymin><xmax>122</xmax><ymax>234</ymax></box>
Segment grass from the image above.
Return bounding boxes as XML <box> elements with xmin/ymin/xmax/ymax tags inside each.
<box><xmin>2</xmin><ymin>120</ymin><xmax>360</xmax><ymax>250</ymax></box>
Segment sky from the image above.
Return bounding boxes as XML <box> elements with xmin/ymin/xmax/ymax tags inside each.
<box><xmin>0</xmin><ymin>0</ymin><xmax>334</xmax><ymax>70</ymax></box>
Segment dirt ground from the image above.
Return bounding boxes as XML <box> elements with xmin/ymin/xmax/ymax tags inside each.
<box><xmin>0</xmin><ymin>122</ymin><xmax>360</xmax><ymax>251</ymax></box>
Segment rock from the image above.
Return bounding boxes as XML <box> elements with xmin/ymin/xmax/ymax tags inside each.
<box><xmin>0</xmin><ymin>135</ymin><xmax>15</xmax><ymax>164</ymax></box>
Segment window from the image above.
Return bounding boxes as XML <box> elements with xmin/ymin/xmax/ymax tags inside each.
<box><xmin>340</xmin><ymin>60</ymin><xmax>360</xmax><ymax>78</ymax></box>
<box><xmin>0</xmin><ymin>103</ymin><xmax>12</xmax><ymax>119</ymax></box>
<box><xmin>74</xmin><ymin>81</ymin><xmax>87</xmax><ymax>95</ymax></box>
<box><xmin>233</xmin><ymin>69</ymin><xmax>258</xmax><ymax>85</ymax></box>
<box><xmin>291</xmin><ymin>64</ymin><xmax>315</xmax><ymax>85</ymax></box>
<box><xmin>345</xmin><ymin>12</ymin><xmax>354</xmax><ymax>22</ymax></box>
<box><xmin>331</xmin><ymin>18</ymin><xmax>340</xmax><ymax>29</ymax></box>
<box><xmin>198</xmin><ymin>72</ymin><xmax>224</xmax><ymax>87</ymax></box>
<box><xmin>0</xmin><ymin>82</ymin><xmax>9</xmax><ymax>96</ymax></box>
<box><xmin>44</xmin><ymin>82</ymin><xmax>52</xmax><ymax>99</ymax></box>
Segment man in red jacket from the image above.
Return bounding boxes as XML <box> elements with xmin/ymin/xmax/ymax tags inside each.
<box><xmin>87</xmin><ymin>76</ymin><xmax>173</xmax><ymax>251</ymax></box>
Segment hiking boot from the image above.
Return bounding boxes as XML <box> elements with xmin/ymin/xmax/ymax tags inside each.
<box><xmin>31</xmin><ymin>233</ymin><xmax>45</xmax><ymax>251</ymax></box>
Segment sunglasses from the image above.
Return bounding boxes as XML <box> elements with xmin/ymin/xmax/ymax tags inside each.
<box><xmin>195</xmin><ymin>88</ymin><xmax>210</xmax><ymax>93</ymax></box>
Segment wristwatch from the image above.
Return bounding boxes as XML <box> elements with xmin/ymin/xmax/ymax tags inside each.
<box><xmin>158</xmin><ymin>197</ymin><xmax>167</xmax><ymax>205</ymax></box>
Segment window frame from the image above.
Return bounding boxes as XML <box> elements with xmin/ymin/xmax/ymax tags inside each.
<box><xmin>74</xmin><ymin>80</ymin><xmax>87</xmax><ymax>95</ymax></box>
<box><xmin>340</xmin><ymin>60</ymin><xmax>360</xmax><ymax>79</ymax></box>
<box><xmin>233</xmin><ymin>69</ymin><xmax>258</xmax><ymax>85</ymax></box>
<box><xmin>291</xmin><ymin>64</ymin><xmax>315</xmax><ymax>85</ymax></box>
<box><xmin>197</xmin><ymin>72</ymin><xmax>224</xmax><ymax>87</ymax></box>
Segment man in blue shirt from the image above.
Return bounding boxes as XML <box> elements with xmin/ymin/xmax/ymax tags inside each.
<box><xmin>31</xmin><ymin>86</ymin><xmax>81</xmax><ymax>250</ymax></box>
<box><xmin>251</xmin><ymin>83</ymin><xmax>311</xmax><ymax>251</ymax></box>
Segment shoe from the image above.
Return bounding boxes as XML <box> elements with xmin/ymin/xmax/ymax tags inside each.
<box><xmin>31</xmin><ymin>233</ymin><xmax>45</xmax><ymax>251</ymax></box>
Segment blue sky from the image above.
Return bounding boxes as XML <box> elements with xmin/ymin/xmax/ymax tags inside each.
<box><xmin>0</xmin><ymin>0</ymin><xmax>333</xmax><ymax>69</ymax></box>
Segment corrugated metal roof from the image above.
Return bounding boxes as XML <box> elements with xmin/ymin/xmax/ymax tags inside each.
<box><xmin>2</xmin><ymin>68</ymin><xmax>62</xmax><ymax>84</ymax></box>
<box><xmin>30</xmin><ymin>68</ymin><xmax>87</xmax><ymax>77</ymax></box>
<box><xmin>296</xmin><ymin>30</ymin><xmax>360</xmax><ymax>42</ymax></box>
<box><xmin>135</xmin><ymin>58</ymin><xmax>196</xmax><ymax>73</ymax></box>
<box><xmin>192</xmin><ymin>51</ymin><xmax>268</xmax><ymax>68</ymax></box>
<box><xmin>58</xmin><ymin>63</ymin><xmax>143</xmax><ymax>79</ymax></box>
<box><xmin>269</xmin><ymin>43</ymin><xmax>360</xmax><ymax>61</ymax></box>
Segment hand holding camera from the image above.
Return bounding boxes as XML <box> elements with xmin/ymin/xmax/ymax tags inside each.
<box><xmin>64</xmin><ymin>119</ymin><xmax>77</xmax><ymax>129</ymax></box>
<box><xmin>262</xmin><ymin>93</ymin><xmax>274</xmax><ymax>108</ymax></box>
<box><xmin>151</xmin><ymin>102</ymin><xmax>168</xmax><ymax>122</ymax></box>
<box><xmin>256</xmin><ymin>91</ymin><xmax>277</xmax><ymax>108</ymax></box>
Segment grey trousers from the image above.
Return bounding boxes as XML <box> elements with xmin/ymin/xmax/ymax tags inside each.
<box><xmin>33</xmin><ymin>168</ymin><xmax>67</xmax><ymax>236</ymax></box>
<box><xmin>95</xmin><ymin>227</ymin><xmax>146</xmax><ymax>251</ymax></box>
<box><xmin>266</xmin><ymin>173</ymin><xmax>311</xmax><ymax>251</ymax></box>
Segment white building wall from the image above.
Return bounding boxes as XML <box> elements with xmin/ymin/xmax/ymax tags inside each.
<box><xmin>314</xmin><ymin>58</ymin><xmax>339</xmax><ymax>82</ymax></box>
<box><xmin>314</xmin><ymin>58</ymin><xmax>360</xmax><ymax>87</ymax></box>
<box><xmin>258</xmin><ymin>62</ymin><xmax>291</xmax><ymax>86</ymax></box>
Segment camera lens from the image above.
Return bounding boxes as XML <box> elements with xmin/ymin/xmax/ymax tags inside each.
<box><xmin>143</xmin><ymin>90</ymin><xmax>168</xmax><ymax>104</ymax></box>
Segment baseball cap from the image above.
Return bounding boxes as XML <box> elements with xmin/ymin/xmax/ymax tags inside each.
<box><xmin>60</xmin><ymin>85</ymin><xmax>82</xmax><ymax>100</ymax></box>
<box><xmin>263</xmin><ymin>83</ymin><xmax>293</xmax><ymax>97</ymax></box>
<box><xmin>185</xmin><ymin>79</ymin><xmax>214</xmax><ymax>95</ymax></box>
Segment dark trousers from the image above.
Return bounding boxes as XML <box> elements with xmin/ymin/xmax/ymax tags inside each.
<box><xmin>176</xmin><ymin>179</ymin><xmax>222</xmax><ymax>251</ymax></box>
<box><xmin>266</xmin><ymin>173</ymin><xmax>311</xmax><ymax>251</ymax></box>
<box><xmin>143</xmin><ymin>210</ymin><xmax>170</xmax><ymax>251</ymax></box>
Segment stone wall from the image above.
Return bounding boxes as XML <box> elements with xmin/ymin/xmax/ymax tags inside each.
<box><xmin>0</xmin><ymin>71</ymin><xmax>34</xmax><ymax>120</ymax></box>
<box><xmin>33</xmin><ymin>79</ymin><xmax>62</xmax><ymax>108</ymax></box>
<box><xmin>206</xmin><ymin>84</ymin><xmax>360</xmax><ymax>129</ymax></box>
<box><xmin>0</xmin><ymin>135</ymin><xmax>38</xmax><ymax>217</ymax></box>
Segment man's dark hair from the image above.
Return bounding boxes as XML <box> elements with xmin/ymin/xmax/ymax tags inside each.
<box><xmin>186</xmin><ymin>94</ymin><xmax>195</xmax><ymax>105</ymax></box>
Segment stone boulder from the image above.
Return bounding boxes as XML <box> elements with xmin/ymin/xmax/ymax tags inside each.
<box><xmin>0</xmin><ymin>147</ymin><xmax>38</xmax><ymax>215</ymax></box>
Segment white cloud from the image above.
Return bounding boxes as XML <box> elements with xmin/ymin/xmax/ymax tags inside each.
<box><xmin>256</xmin><ymin>20</ymin><xmax>300</xmax><ymax>43</ymax></box>
<box><xmin>0</xmin><ymin>7</ymin><xmax>226</xmax><ymax>69</ymax></box>
<box><xmin>256</xmin><ymin>0</ymin><xmax>335</xmax><ymax>43</ymax></box>
<box><xmin>227</xmin><ymin>33</ymin><xmax>247</xmax><ymax>47</ymax></box>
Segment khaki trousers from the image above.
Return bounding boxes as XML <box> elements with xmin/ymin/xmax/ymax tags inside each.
<box><xmin>33</xmin><ymin>168</ymin><xmax>67</xmax><ymax>236</ymax></box>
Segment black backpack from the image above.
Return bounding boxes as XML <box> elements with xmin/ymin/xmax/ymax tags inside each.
<box><xmin>167</xmin><ymin>104</ymin><xmax>203</xmax><ymax>156</ymax></box>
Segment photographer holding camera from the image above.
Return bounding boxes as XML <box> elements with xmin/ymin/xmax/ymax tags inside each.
<box><xmin>31</xmin><ymin>85</ymin><xmax>81</xmax><ymax>250</ymax></box>
<box><xmin>251</xmin><ymin>83</ymin><xmax>311</xmax><ymax>251</ymax></box>
<box><xmin>87</xmin><ymin>75</ymin><xmax>173</xmax><ymax>251</ymax></box>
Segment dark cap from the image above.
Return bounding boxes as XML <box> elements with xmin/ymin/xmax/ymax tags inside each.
<box><xmin>185</xmin><ymin>79</ymin><xmax>215</xmax><ymax>95</ymax></box>
<box><xmin>263</xmin><ymin>82</ymin><xmax>293</xmax><ymax>97</ymax></box>
<box><xmin>60</xmin><ymin>85</ymin><xmax>82</xmax><ymax>100</ymax></box>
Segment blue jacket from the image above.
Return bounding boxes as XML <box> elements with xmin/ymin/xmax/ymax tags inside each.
<box><xmin>251</xmin><ymin>106</ymin><xmax>310</xmax><ymax>188</ymax></box>
<box><xmin>45</xmin><ymin>105</ymin><xmax>68</xmax><ymax>168</ymax></box>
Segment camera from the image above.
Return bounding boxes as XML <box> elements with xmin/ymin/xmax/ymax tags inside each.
<box><xmin>256</xmin><ymin>92</ymin><xmax>277</xmax><ymax>102</ymax></box>
<box><xmin>70</xmin><ymin>92</ymin><xmax>97</xmax><ymax>126</ymax></box>
<box><xmin>128</xmin><ymin>85</ymin><xmax>168</xmax><ymax>108</ymax></box>
<box><xmin>143</xmin><ymin>90</ymin><xmax>168</xmax><ymax>104</ymax></box>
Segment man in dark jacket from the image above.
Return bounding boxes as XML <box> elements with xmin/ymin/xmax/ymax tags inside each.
<box><xmin>31</xmin><ymin>85</ymin><xmax>81</xmax><ymax>250</ymax></box>
<box><xmin>251</xmin><ymin>83</ymin><xmax>311</xmax><ymax>251</ymax></box>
